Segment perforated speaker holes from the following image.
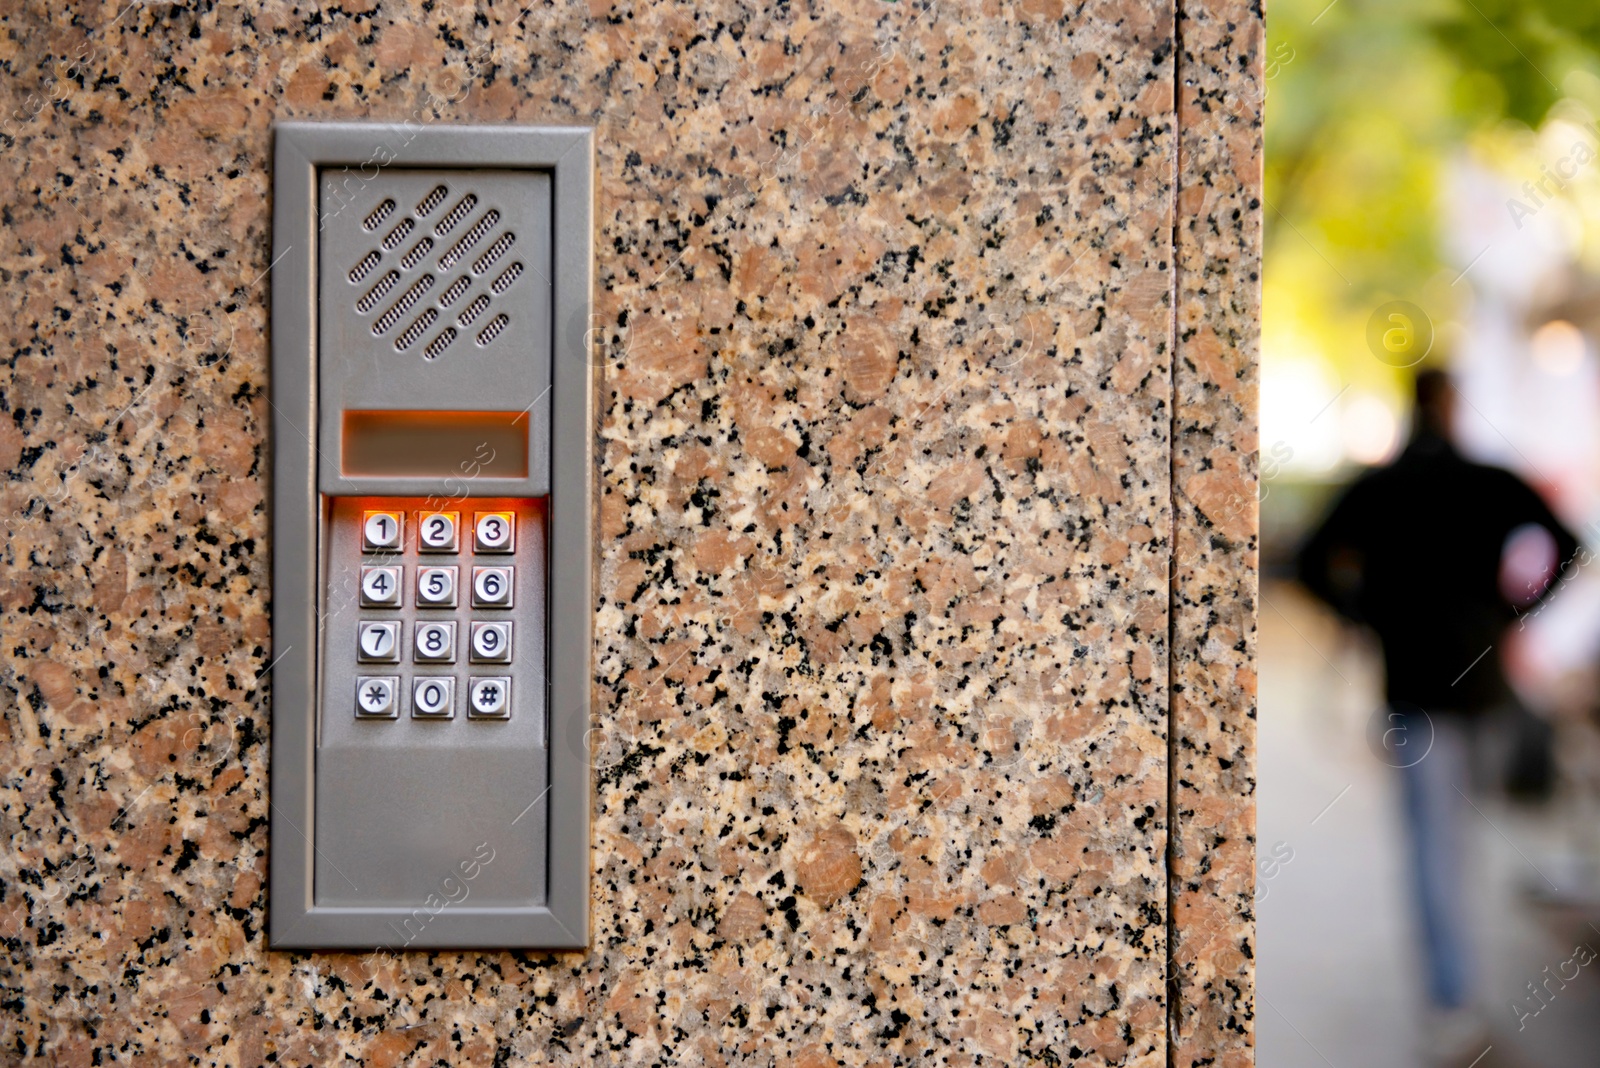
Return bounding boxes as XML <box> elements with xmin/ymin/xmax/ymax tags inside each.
<box><xmin>345</xmin><ymin>183</ymin><xmax>525</xmax><ymax>360</ymax></box>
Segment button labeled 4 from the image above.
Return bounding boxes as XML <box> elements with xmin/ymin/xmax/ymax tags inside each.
<box><xmin>360</xmin><ymin>566</ymin><xmax>403</xmax><ymax>607</ymax></box>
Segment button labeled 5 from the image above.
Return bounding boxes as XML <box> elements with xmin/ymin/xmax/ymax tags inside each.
<box><xmin>474</xmin><ymin>512</ymin><xmax>515</xmax><ymax>553</ymax></box>
<box><xmin>416</xmin><ymin>566</ymin><xmax>458</xmax><ymax>607</ymax></box>
<box><xmin>360</xmin><ymin>566</ymin><xmax>403</xmax><ymax>607</ymax></box>
<box><xmin>472</xmin><ymin>566</ymin><xmax>514</xmax><ymax>608</ymax></box>
<box><xmin>470</xmin><ymin>621</ymin><xmax>512</xmax><ymax>663</ymax></box>
<box><xmin>357</xmin><ymin>621</ymin><xmax>400</xmax><ymax>663</ymax></box>
<box><xmin>414</xmin><ymin>621</ymin><xmax>457</xmax><ymax>663</ymax></box>
<box><xmin>418</xmin><ymin>511</ymin><xmax>460</xmax><ymax>552</ymax></box>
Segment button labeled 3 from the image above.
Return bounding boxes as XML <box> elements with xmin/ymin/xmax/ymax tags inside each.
<box><xmin>416</xmin><ymin>566</ymin><xmax>458</xmax><ymax>607</ymax></box>
<box><xmin>360</xmin><ymin>566</ymin><xmax>403</xmax><ymax>607</ymax></box>
<box><xmin>414</xmin><ymin>621</ymin><xmax>457</xmax><ymax>663</ymax></box>
<box><xmin>362</xmin><ymin>511</ymin><xmax>402</xmax><ymax>552</ymax></box>
<box><xmin>412</xmin><ymin>676</ymin><xmax>454</xmax><ymax>718</ymax></box>
<box><xmin>418</xmin><ymin>512</ymin><xmax>460</xmax><ymax>552</ymax></box>
<box><xmin>472</xmin><ymin>566</ymin><xmax>514</xmax><ymax>608</ymax></box>
<box><xmin>473</xmin><ymin>512</ymin><xmax>515</xmax><ymax>553</ymax></box>
<box><xmin>469</xmin><ymin>677</ymin><xmax>511</xmax><ymax>718</ymax></box>
<box><xmin>470</xmin><ymin>621</ymin><xmax>512</xmax><ymax>663</ymax></box>
<box><xmin>357</xmin><ymin>621</ymin><xmax>400</xmax><ymax>663</ymax></box>
<box><xmin>355</xmin><ymin>676</ymin><xmax>399</xmax><ymax>718</ymax></box>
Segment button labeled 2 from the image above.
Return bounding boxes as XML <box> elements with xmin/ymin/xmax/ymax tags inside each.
<box><xmin>418</xmin><ymin>512</ymin><xmax>460</xmax><ymax>552</ymax></box>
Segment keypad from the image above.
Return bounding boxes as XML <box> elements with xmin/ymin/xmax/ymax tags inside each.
<box><xmin>343</xmin><ymin>501</ymin><xmax>530</xmax><ymax>724</ymax></box>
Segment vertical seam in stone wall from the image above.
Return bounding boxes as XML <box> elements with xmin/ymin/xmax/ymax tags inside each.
<box><xmin>1165</xmin><ymin>4</ymin><xmax>1184</xmax><ymax>1062</ymax></box>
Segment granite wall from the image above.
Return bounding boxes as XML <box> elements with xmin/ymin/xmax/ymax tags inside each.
<box><xmin>0</xmin><ymin>0</ymin><xmax>1258</xmax><ymax>1064</ymax></box>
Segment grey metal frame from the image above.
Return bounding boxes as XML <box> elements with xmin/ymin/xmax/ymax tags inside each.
<box><xmin>269</xmin><ymin>122</ymin><xmax>594</xmax><ymax>950</ymax></box>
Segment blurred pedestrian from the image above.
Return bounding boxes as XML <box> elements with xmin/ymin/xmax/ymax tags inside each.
<box><xmin>1297</xmin><ymin>367</ymin><xmax>1579</xmax><ymax>1065</ymax></box>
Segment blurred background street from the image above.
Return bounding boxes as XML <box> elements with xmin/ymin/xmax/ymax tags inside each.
<box><xmin>1264</xmin><ymin>0</ymin><xmax>1600</xmax><ymax>1061</ymax></box>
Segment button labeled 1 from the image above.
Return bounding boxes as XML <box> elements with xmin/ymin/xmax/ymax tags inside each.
<box><xmin>470</xmin><ymin>621</ymin><xmax>512</xmax><ymax>663</ymax></box>
<box><xmin>416</xmin><ymin>566</ymin><xmax>458</xmax><ymax>607</ymax></box>
<box><xmin>472</xmin><ymin>566</ymin><xmax>514</xmax><ymax>608</ymax></box>
<box><xmin>413</xmin><ymin>676</ymin><xmax>454</xmax><ymax>718</ymax></box>
<box><xmin>360</xmin><ymin>566</ymin><xmax>402</xmax><ymax>607</ymax></box>
<box><xmin>418</xmin><ymin>512</ymin><xmax>460</xmax><ymax>552</ymax></box>
<box><xmin>469</xmin><ymin>677</ymin><xmax>511</xmax><ymax>718</ymax></box>
<box><xmin>355</xmin><ymin>676</ymin><xmax>399</xmax><ymax>718</ymax></box>
<box><xmin>474</xmin><ymin>511</ymin><xmax>515</xmax><ymax>553</ymax></box>
<box><xmin>363</xmin><ymin>511</ymin><xmax>402</xmax><ymax>552</ymax></box>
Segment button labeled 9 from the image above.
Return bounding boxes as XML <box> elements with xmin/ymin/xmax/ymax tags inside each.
<box><xmin>471</xmin><ymin>621</ymin><xmax>512</xmax><ymax>663</ymax></box>
<box><xmin>472</xmin><ymin>566</ymin><xmax>514</xmax><ymax>608</ymax></box>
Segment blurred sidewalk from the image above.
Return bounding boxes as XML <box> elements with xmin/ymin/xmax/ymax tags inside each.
<box><xmin>1258</xmin><ymin>581</ymin><xmax>1600</xmax><ymax>1067</ymax></box>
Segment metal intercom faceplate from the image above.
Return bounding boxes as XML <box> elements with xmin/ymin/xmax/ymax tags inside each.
<box><xmin>269</xmin><ymin>124</ymin><xmax>593</xmax><ymax>950</ymax></box>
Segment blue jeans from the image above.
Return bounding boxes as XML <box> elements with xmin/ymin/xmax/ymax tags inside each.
<box><xmin>1395</xmin><ymin>710</ymin><xmax>1475</xmax><ymax>1009</ymax></box>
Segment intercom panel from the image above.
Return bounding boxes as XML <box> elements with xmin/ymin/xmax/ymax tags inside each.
<box><xmin>269</xmin><ymin>123</ymin><xmax>593</xmax><ymax>950</ymax></box>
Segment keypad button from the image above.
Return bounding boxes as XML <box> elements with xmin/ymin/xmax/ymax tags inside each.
<box><xmin>355</xmin><ymin>676</ymin><xmax>399</xmax><ymax>718</ymax></box>
<box><xmin>469</xmin><ymin>677</ymin><xmax>512</xmax><ymax>718</ymax></box>
<box><xmin>357</xmin><ymin>621</ymin><xmax>401</xmax><ymax>663</ymax></box>
<box><xmin>473</xmin><ymin>512</ymin><xmax>515</xmax><ymax>553</ymax></box>
<box><xmin>470</xmin><ymin>621</ymin><xmax>513</xmax><ymax>663</ymax></box>
<box><xmin>412</xmin><ymin>676</ymin><xmax>455</xmax><ymax>718</ymax></box>
<box><xmin>362</xmin><ymin>511</ymin><xmax>403</xmax><ymax>552</ymax></box>
<box><xmin>416</xmin><ymin>566</ymin><xmax>458</xmax><ymax>608</ymax></box>
<box><xmin>418</xmin><ymin>512</ymin><xmax>460</xmax><ymax>553</ymax></box>
<box><xmin>360</xmin><ymin>566</ymin><xmax>403</xmax><ymax>608</ymax></box>
<box><xmin>472</xmin><ymin>566</ymin><xmax>514</xmax><ymax>608</ymax></box>
<box><xmin>413</xmin><ymin>621</ymin><xmax>457</xmax><ymax>663</ymax></box>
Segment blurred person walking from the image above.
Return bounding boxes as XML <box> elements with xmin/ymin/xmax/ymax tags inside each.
<box><xmin>1297</xmin><ymin>368</ymin><xmax>1579</xmax><ymax>1066</ymax></box>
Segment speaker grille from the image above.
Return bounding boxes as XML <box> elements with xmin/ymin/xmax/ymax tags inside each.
<box><xmin>343</xmin><ymin>182</ymin><xmax>524</xmax><ymax>359</ymax></box>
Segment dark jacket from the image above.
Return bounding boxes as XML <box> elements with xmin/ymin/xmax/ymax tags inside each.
<box><xmin>1296</xmin><ymin>433</ymin><xmax>1579</xmax><ymax>713</ymax></box>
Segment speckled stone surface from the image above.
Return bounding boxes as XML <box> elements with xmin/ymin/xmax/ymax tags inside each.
<box><xmin>0</xmin><ymin>1</ymin><xmax>1257</xmax><ymax>1065</ymax></box>
<box><xmin>1170</xmin><ymin>2</ymin><xmax>1261</xmax><ymax>1065</ymax></box>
